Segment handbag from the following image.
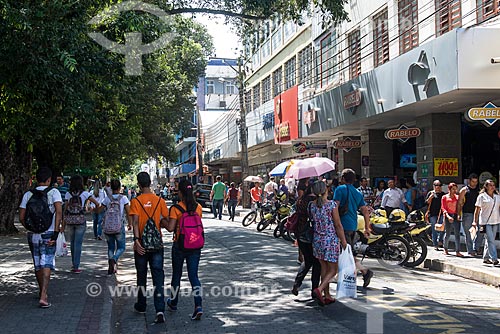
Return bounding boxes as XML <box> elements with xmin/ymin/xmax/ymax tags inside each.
<box><xmin>434</xmin><ymin>206</ymin><xmax>445</xmax><ymax>232</ymax></box>
<box><xmin>339</xmin><ymin>186</ymin><xmax>350</xmax><ymax>216</ymax></box>
<box><xmin>479</xmin><ymin>195</ymin><xmax>496</xmax><ymax>234</ymax></box>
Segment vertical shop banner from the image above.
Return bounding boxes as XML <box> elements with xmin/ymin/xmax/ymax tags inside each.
<box><xmin>434</xmin><ymin>158</ymin><xmax>458</xmax><ymax>177</ymax></box>
<box><xmin>274</xmin><ymin>85</ymin><xmax>299</xmax><ymax>144</ymax></box>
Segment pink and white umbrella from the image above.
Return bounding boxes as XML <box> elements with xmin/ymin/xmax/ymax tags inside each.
<box><xmin>285</xmin><ymin>157</ymin><xmax>336</xmax><ymax>179</ymax></box>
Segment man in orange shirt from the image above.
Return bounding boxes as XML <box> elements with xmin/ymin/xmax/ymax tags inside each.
<box><xmin>129</xmin><ymin>172</ymin><xmax>169</xmax><ymax>324</ymax></box>
<box><xmin>250</xmin><ymin>182</ymin><xmax>262</xmax><ymax>211</ymax></box>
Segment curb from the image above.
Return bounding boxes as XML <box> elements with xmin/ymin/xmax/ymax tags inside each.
<box><xmin>423</xmin><ymin>258</ymin><xmax>500</xmax><ymax>288</ymax></box>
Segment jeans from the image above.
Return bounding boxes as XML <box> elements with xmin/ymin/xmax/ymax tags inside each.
<box><xmin>227</xmin><ymin>199</ymin><xmax>237</xmax><ymax>220</ymax></box>
<box><xmin>444</xmin><ymin>215</ymin><xmax>461</xmax><ymax>252</ymax></box>
<box><xmin>461</xmin><ymin>213</ymin><xmax>475</xmax><ymax>253</ymax></box>
<box><xmin>92</xmin><ymin>211</ymin><xmax>105</xmax><ymax>238</ymax></box>
<box><xmin>293</xmin><ymin>240</ymin><xmax>320</xmax><ymax>291</ymax></box>
<box><xmin>170</xmin><ymin>243</ymin><xmax>202</xmax><ymax>308</ymax></box>
<box><xmin>484</xmin><ymin>224</ymin><xmax>499</xmax><ymax>261</ymax></box>
<box><xmin>212</xmin><ymin>199</ymin><xmax>224</xmax><ymax>219</ymax></box>
<box><xmin>429</xmin><ymin>215</ymin><xmax>445</xmax><ymax>247</ymax></box>
<box><xmin>105</xmin><ymin>225</ymin><xmax>126</xmax><ymax>262</ymax></box>
<box><xmin>66</xmin><ymin>224</ymin><xmax>86</xmax><ymax>270</ymax></box>
<box><xmin>134</xmin><ymin>248</ymin><xmax>165</xmax><ymax>313</ymax></box>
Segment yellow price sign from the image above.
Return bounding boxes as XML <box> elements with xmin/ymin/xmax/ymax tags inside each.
<box><xmin>434</xmin><ymin>158</ymin><xmax>458</xmax><ymax>177</ymax></box>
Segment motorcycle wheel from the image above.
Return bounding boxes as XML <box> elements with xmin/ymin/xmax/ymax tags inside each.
<box><xmin>273</xmin><ymin>224</ymin><xmax>282</xmax><ymax>238</ymax></box>
<box><xmin>257</xmin><ymin>220</ymin><xmax>269</xmax><ymax>232</ymax></box>
<box><xmin>403</xmin><ymin>236</ymin><xmax>428</xmax><ymax>268</ymax></box>
<box><xmin>242</xmin><ymin>212</ymin><xmax>257</xmax><ymax>227</ymax></box>
<box><xmin>283</xmin><ymin>229</ymin><xmax>296</xmax><ymax>242</ymax></box>
<box><xmin>378</xmin><ymin>235</ymin><xmax>411</xmax><ymax>268</ymax></box>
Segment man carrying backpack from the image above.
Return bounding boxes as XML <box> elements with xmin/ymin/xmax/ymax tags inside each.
<box><xmin>129</xmin><ymin>172</ymin><xmax>169</xmax><ymax>324</ymax></box>
<box><xmin>19</xmin><ymin>167</ymin><xmax>63</xmax><ymax>308</ymax></box>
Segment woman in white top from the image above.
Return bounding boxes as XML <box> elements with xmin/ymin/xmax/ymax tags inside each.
<box><xmin>473</xmin><ymin>179</ymin><xmax>500</xmax><ymax>265</ymax></box>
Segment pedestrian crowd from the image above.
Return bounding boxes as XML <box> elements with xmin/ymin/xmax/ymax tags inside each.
<box><xmin>19</xmin><ymin>168</ymin><xmax>205</xmax><ymax>324</ymax></box>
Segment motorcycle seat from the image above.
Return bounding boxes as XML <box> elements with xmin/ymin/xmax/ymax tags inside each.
<box><xmin>371</xmin><ymin>223</ymin><xmax>402</xmax><ymax>235</ymax></box>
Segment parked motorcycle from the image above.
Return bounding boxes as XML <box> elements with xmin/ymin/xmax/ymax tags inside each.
<box><xmin>257</xmin><ymin>193</ymin><xmax>291</xmax><ymax>232</ymax></box>
<box><xmin>241</xmin><ymin>202</ymin><xmax>273</xmax><ymax>227</ymax></box>
<box><xmin>273</xmin><ymin>204</ymin><xmax>296</xmax><ymax>241</ymax></box>
<box><xmin>355</xmin><ymin>209</ymin><xmax>411</xmax><ymax>267</ymax></box>
<box><xmin>399</xmin><ymin>210</ymin><xmax>431</xmax><ymax>268</ymax></box>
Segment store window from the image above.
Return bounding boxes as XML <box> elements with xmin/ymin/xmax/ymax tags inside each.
<box><xmin>262</xmin><ymin>75</ymin><xmax>272</xmax><ymax>102</ymax></box>
<box><xmin>348</xmin><ymin>29</ymin><xmax>361</xmax><ymax>79</ymax></box>
<box><xmin>284</xmin><ymin>56</ymin><xmax>296</xmax><ymax>90</ymax></box>
<box><xmin>398</xmin><ymin>0</ymin><xmax>419</xmax><ymax>55</ymax></box>
<box><xmin>373</xmin><ymin>8</ymin><xmax>389</xmax><ymax>67</ymax></box>
<box><xmin>272</xmin><ymin>67</ymin><xmax>283</xmax><ymax>97</ymax></box>
<box><xmin>206</xmin><ymin>80</ymin><xmax>214</xmax><ymax>94</ymax></box>
<box><xmin>477</xmin><ymin>0</ymin><xmax>500</xmax><ymax>22</ymax></box>
<box><xmin>298</xmin><ymin>44</ymin><xmax>313</xmax><ymax>86</ymax></box>
<box><xmin>435</xmin><ymin>0</ymin><xmax>462</xmax><ymax>36</ymax></box>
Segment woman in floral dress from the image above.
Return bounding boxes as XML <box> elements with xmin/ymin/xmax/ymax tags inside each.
<box><xmin>310</xmin><ymin>180</ymin><xmax>347</xmax><ymax>305</ymax></box>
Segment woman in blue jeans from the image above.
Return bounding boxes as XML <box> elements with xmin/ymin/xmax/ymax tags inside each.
<box><xmin>473</xmin><ymin>180</ymin><xmax>500</xmax><ymax>265</ymax></box>
<box><xmin>167</xmin><ymin>179</ymin><xmax>204</xmax><ymax>320</ymax></box>
<box><xmin>90</xmin><ymin>180</ymin><xmax>107</xmax><ymax>240</ymax></box>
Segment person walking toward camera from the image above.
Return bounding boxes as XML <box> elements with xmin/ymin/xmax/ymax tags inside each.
<box><xmin>310</xmin><ymin>181</ymin><xmax>347</xmax><ymax>305</ymax></box>
<box><xmin>441</xmin><ymin>183</ymin><xmax>463</xmax><ymax>257</ymax></box>
<box><xmin>210</xmin><ymin>175</ymin><xmax>226</xmax><ymax>220</ymax></box>
<box><xmin>457</xmin><ymin>174</ymin><xmax>480</xmax><ymax>256</ymax></box>
<box><xmin>426</xmin><ymin>180</ymin><xmax>446</xmax><ymax>250</ymax></box>
<box><xmin>166</xmin><ymin>180</ymin><xmax>204</xmax><ymax>320</ymax></box>
<box><xmin>90</xmin><ymin>179</ymin><xmax>107</xmax><ymax>240</ymax></box>
<box><xmin>19</xmin><ymin>167</ymin><xmax>63</xmax><ymax>308</ymax></box>
<box><xmin>473</xmin><ymin>179</ymin><xmax>500</xmax><ymax>265</ymax></box>
<box><xmin>129</xmin><ymin>172</ymin><xmax>169</xmax><ymax>323</ymax></box>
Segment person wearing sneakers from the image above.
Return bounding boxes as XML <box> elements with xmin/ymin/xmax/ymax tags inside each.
<box><xmin>334</xmin><ymin>168</ymin><xmax>373</xmax><ymax>288</ymax></box>
<box><xmin>129</xmin><ymin>172</ymin><xmax>169</xmax><ymax>324</ymax></box>
<box><xmin>166</xmin><ymin>180</ymin><xmax>204</xmax><ymax>320</ymax></box>
<box><xmin>19</xmin><ymin>167</ymin><xmax>63</xmax><ymax>308</ymax></box>
<box><xmin>441</xmin><ymin>182</ymin><xmax>463</xmax><ymax>257</ymax></box>
<box><xmin>473</xmin><ymin>179</ymin><xmax>500</xmax><ymax>265</ymax></box>
<box><xmin>457</xmin><ymin>174</ymin><xmax>480</xmax><ymax>256</ymax></box>
<box><xmin>101</xmin><ymin>179</ymin><xmax>132</xmax><ymax>275</ymax></box>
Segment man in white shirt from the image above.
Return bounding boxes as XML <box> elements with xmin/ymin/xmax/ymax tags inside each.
<box><xmin>264</xmin><ymin>176</ymin><xmax>278</xmax><ymax>202</ymax></box>
<box><xmin>19</xmin><ymin>167</ymin><xmax>63</xmax><ymax>308</ymax></box>
<box><xmin>381</xmin><ymin>179</ymin><xmax>409</xmax><ymax>216</ymax></box>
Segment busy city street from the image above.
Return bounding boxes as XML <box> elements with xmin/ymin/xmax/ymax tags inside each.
<box><xmin>1</xmin><ymin>209</ymin><xmax>499</xmax><ymax>334</ymax></box>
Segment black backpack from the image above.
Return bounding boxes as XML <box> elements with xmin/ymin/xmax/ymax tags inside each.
<box><xmin>137</xmin><ymin>197</ymin><xmax>163</xmax><ymax>252</ymax></box>
<box><xmin>25</xmin><ymin>188</ymin><xmax>54</xmax><ymax>233</ymax></box>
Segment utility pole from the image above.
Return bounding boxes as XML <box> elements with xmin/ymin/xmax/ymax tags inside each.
<box><xmin>196</xmin><ymin>106</ymin><xmax>204</xmax><ymax>184</ymax></box>
<box><xmin>237</xmin><ymin>57</ymin><xmax>250</xmax><ymax>208</ymax></box>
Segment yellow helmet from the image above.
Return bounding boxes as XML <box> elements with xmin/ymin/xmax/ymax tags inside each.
<box><xmin>388</xmin><ymin>209</ymin><xmax>406</xmax><ymax>223</ymax></box>
<box><xmin>374</xmin><ymin>209</ymin><xmax>387</xmax><ymax>218</ymax></box>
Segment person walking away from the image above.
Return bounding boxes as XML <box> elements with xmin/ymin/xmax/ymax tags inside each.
<box><xmin>90</xmin><ymin>179</ymin><xmax>107</xmax><ymax>240</ymax></box>
<box><xmin>441</xmin><ymin>183</ymin><xmax>463</xmax><ymax>257</ymax></box>
<box><xmin>357</xmin><ymin>177</ymin><xmax>373</xmax><ymax>207</ymax></box>
<box><xmin>405</xmin><ymin>179</ymin><xmax>418</xmax><ymax>215</ymax></box>
<box><xmin>210</xmin><ymin>175</ymin><xmax>226</xmax><ymax>220</ymax></box>
<box><xmin>166</xmin><ymin>180</ymin><xmax>205</xmax><ymax>320</ymax></box>
<box><xmin>372</xmin><ymin>180</ymin><xmax>386</xmax><ymax>209</ymax></box>
<box><xmin>473</xmin><ymin>179</ymin><xmax>500</xmax><ymax>265</ymax></box>
<box><xmin>426</xmin><ymin>180</ymin><xmax>446</xmax><ymax>250</ymax></box>
<box><xmin>129</xmin><ymin>172</ymin><xmax>169</xmax><ymax>323</ymax></box>
<box><xmin>381</xmin><ymin>179</ymin><xmax>409</xmax><ymax>216</ymax></box>
<box><xmin>291</xmin><ymin>184</ymin><xmax>320</xmax><ymax>297</ymax></box>
<box><xmin>101</xmin><ymin>179</ymin><xmax>132</xmax><ymax>274</ymax></box>
<box><xmin>226</xmin><ymin>182</ymin><xmax>239</xmax><ymax>221</ymax></box>
<box><xmin>264</xmin><ymin>176</ymin><xmax>278</xmax><ymax>202</ymax></box>
<box><xmin>250</xmin><ymin>182</ymin><xmax>262</xmax><ymax>211</ymax></box>
<box><xmin>310</xmin><ymin>181</ymin><xmax>347</xmax><ymax>305</ymax></box>
<box><xmin>19</xmin><ymin>167</ymin><xmax>63</xmax><ymax>308</ymax></box>
<box><xmin>457</xmin><ymin>174</ymin><xmax>480</xmax><ymax>256</ymax></box>
<box><xmin>63</xmin><ymin>175</ymin><xmax>100</xmax><ymax>273</ymax></box>
<box><xmin>334</xmin><ymin>168</ymin><xmax>373</xmax><ymax>288</ymax></box>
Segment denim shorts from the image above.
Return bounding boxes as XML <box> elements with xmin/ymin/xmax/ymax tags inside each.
<box><xmin>28</xmin><ymin>232</ymin><xmax>56</xmax><ymax>271</ymax></box>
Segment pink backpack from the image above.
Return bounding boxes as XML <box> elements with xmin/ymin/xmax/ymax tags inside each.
<box><xmin>173</xmin><ymin>204</ymin><xmax>205</xmax><ymax>251</ymax></box>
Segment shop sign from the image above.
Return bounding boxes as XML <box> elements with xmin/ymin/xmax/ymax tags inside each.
<box><xmin>466</xmin><ymin>102</ymin><xmax>500</xmax><ymax>127</ymax></box>
<box><xmin>385</xmin><ymin>124</ymin><xmax>421</xmax><ymax>143</ymax></box>
<box><xmin>343</xmin><ymin>89</ymin><xmax>362</xmax><ymax>110</ymax></box>
<box><xmin>219</xmin><ymin>168</ymin><xmax>228</xmax><ymax>174</ymax></box>
<box><xmin>292</xmin><ymin>142</ymin><xmax>307</xmax><ymax>153</ymax></box>
<box><xmin>275</xmin><ymin>121</ymin><xmax>291</xmax><ymax>142</ymax></box>
<box><xmin>434</xmin><ymin>158</ymin><xmax>458</xmax><ymax>177</ymax></box>
<box><xmin>303</xmin><ymin>106</ymin><xmax>316</xmax><ymax>125</ymax></box>
<box><xmin>291</xmin><ymin>141</ymin><xmax>327</xmax><ymax>154</ymax></box>
<box><xmin>232</xmin><ymin>166</ymin><xmax>242</xmax><ymax>173</ymax></box>
<box><xmin>332</xmin><ymin>137</ymin><xmax>362</xmax><ymax>152</ymax></box>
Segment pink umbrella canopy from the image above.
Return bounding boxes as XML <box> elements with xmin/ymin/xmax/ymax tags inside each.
<box><xmin>285</xmin><ymin>157</ymin><xmax>336</xmax><ymax>179</ymax></box>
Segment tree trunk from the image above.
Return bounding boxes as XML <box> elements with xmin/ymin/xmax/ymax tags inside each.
<box><xmin>0</xmin><ymin>139</ymin><xmax>32</xmax><ymax>235</ymax></box>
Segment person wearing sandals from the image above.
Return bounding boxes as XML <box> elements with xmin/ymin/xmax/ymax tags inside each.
<box><xmin>166</xmin><ymin>180</ymin><xmax>204</xmax><ymax>320</ymax></box>
<box><xmin>473</xmin><ymin>179</ymin><xmax>500</xmax><ymax>265</ymax></box>
<box><xmin>101</xmin><ymin>179</ymin><xmax>132</xmax><ymax>274</ymax></box>
<box><xmin>441</xmin><ymin>182</ymin><xmax>464</xmax><ymax>257</ymax></box>
<box><xmin>310</xmin><ymin>180</ymin><xmax>347</xmax><ymax>306</ymax></box>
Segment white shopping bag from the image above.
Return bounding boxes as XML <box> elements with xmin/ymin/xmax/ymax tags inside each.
<box><xmin>336</xmin><ymin>244</ymin><xmax>357</xmax><ymax>299</ymax></box>
<box><xmin>55</xmin><ymin>233</ymin><xmax>68</xmax><ymax>257</ymax></box>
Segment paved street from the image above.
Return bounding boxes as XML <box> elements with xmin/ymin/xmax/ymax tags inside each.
<box><xmin>1</xmin><ymin>209</ymin><xmax>499</xmax><ymax>334</ymax></box>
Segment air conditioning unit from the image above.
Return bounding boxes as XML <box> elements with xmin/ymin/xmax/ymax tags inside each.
<box><xmin>219</xmin><ymin>101</ymin><xmax>226</xmax><ymax>108</ymax></box>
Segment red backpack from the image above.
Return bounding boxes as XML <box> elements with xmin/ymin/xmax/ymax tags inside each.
<box><xmin>173</xmin><ymin>204</ymin><xmax>204</xmax><ymax>251</ymax></box>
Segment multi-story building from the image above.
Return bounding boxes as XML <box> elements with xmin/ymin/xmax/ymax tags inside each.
<box><xmin>242</xmin><ymin>0</ymin><xmax>500</xmax><ymax>191</ymax></box>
